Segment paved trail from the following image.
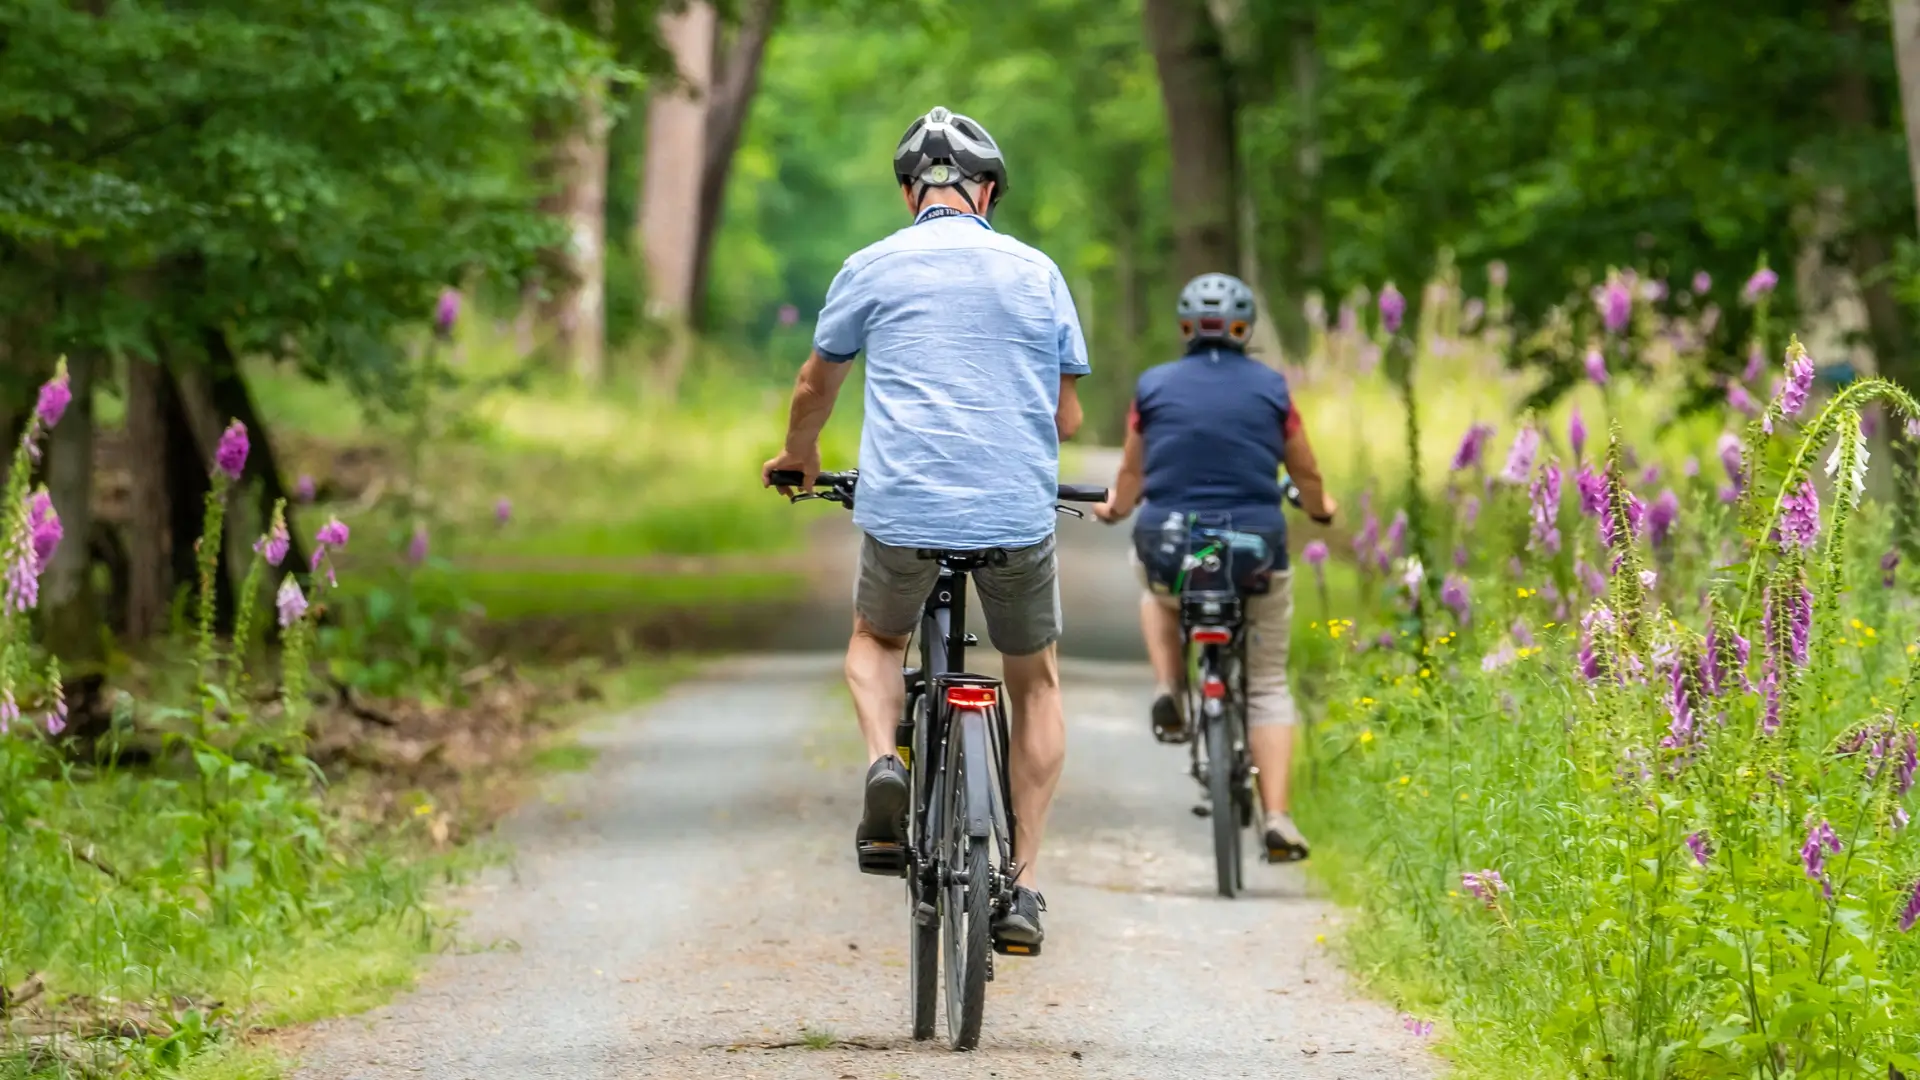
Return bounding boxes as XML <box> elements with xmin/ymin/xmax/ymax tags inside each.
<box><xmin>295</xmin><ymin>453</ymin><xmax>1431</xmax><ymax>1079</ymax></box>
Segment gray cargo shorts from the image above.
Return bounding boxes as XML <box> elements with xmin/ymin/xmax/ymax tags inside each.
<box><xmin>854</xmin><ymin>533</ymin><xmax>1062</xmax><ymax>656</ymax></box>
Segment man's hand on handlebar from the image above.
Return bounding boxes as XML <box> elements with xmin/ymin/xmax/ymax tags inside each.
<box><xmin>761</xmin><ymin>447</ymin><xmax>820</xmax><ymax>497</ymax></box>
<box><xmin>1091</xmin><ymin>499</ymin><xmax>1127</xmax><ymax>525</ymax></box>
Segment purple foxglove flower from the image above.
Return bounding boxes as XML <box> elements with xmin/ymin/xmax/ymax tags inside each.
<box><xmin>1649</xmin><ymin>489</ymin><xmax>1679</xmax><ymax>547</ymax></box>
<box><xmin>1691</xmin><ymin>270</ymin><xmax>1711</xmax><ymax>295</ymax></box>
<box><xmin>253</xmin><ymin>514</ymin><xmax>290</xmax><ymax>568</ymax></box>
<box><xmin>1353</xmin><ymin>511</ymin><xmax>1380</xmax><ymax>561</ymax></box>
<box><xmin>1862</xmin><ymin>408</ymin><xmax>1881</xmax><ymax>440</ymax></box>
<box><xmin>1303</xmin><ymin>540</ymin><xmax>1329</xmax><ymax>568</ymax></box>
<box><xmin>1777</xmin><ymin>481</ymin><xmax>1820</xmax><ymax>551</ymax></box>
<box><xmin>45</xmin><ymin>678</ymin><xmax>66</xmax><ymax>737</ymax></box>
<box><xmin>316</xmin><ymin>517</ymin><xmax>350</xmax><ymax>549</ymax></box>
<box><xmin>1375</xmin><ymin>630</ymin><xmax>1396</xmax><ymax>650</ymax></box>
<box><xmin>406</xmin><ymin>525</ymin><xmax>429</xmax><ymax>565</ymax></box>
<box><xmin>1601</xmin><ymin>281</ymin><xmax>1632</xmax><ymax>335</ymax></box>
<box><xmin>1686</xmin><ymin>832</ymin><xmax>1711</xmax><ymax>867</ymax></box>
<box><xmin>1509</xmin><ymin>556</ymin><xmax>1525</xmax><ymax>579</ymax></box>
<box><xmin>1511</xmin><ymin>619</ymin><xmax>1535</xmax><ymax>648</ymax></box>
<box><xmin>1801</xmin><ymin>820</ymin><xmax>1840</xmax><ymax>898</ymax></box>
<box><xmin>295</xmin><ymin>475</ymin><xmax>316</xmax><ymax>503</ymax></box>
<box><xmin>1402</xmin><ymin>556</ymin><xmax>1426</xmax><ymax>591</ymax></box>
<box><xmin>1462</xmin><ymin>494</ymin><xmax>1482</xmax><ymax>530</ymax></box>
<box><xmin>214</xmin><ymin>420</ymin><xmax>249</xmax><ymax>481</ymax></box>
<box><xmin>1898</xmin><ymin>731</ymin><xmax>1917</xmax><ymax>796</ymax></box>
<box><xmin>1883</xmin><ymin>549</ymin><xmax>1901</xmax><ymax>588</ymax></box>
<box><xmin>1788</xmin><ymin>583</ymin><xmax>1813</xmax><ymax>667</ymax></box>
<box><xmin>1643</xmin><ymin>279</ymin><xmax>1668</xmax><ymax>303</ymax></box>
<box><xmin>28</xmin><ymin>490</ymin><xmax>60</xmax><ymax>568</ymax></box>
<box><xmin>1761</xmin><ymin>660</ymin><xmax>1782</xmax><ymax>735</ymax></box>
<box><xmin>1907</xmin><ymin>416</ymin><xmax>1920</xmax><ymax>440</ymax></box>
<box><xmin>1570</xmin><ymin>408</ymin><xmax>1588</xmax><ymax>462</ymax></box>
<box><xmin>1718</xmin><ymin>484</ymin><xmax>1740</xmax><ymax>505</ymax></box>
<box><xmin>1385</xmin><ymin>510</ymin><xmax>1408</xmax><ymax>555</ymax></box>
<box><xmin>1718</xmin><ymin>433</ymin><xmax>1744</xmax><ymax>487</ymax></box>
<box><xmin>1639</xmin><ymin>569</ymin><xmax>1658</xmax><ymax>590</ymax></box>
<box><xmin>35</xmin><ymin>364</ymin><xmax>71</xmax><ymax>430</ymax></box>
<box><xmin>1902</xmin><ymin>880</ymin><xmax>1920</xmax><ymax>932</ymax></box>
<box><xmin>276</xmin><ymin>576</ymin><xmax>308</xmax><ymax>627</ymax></box>
<box><xmin>1441</xmin><ymin>574</ymin><xmax>1471</xmax><ymax>622</ymax></box>
<box><xmin>1499</xmin><ymin>427</ymin><xmax>1541</xmax><ymax>484</ymax></box>
<box><xmin>1743</xmin><ymin>342</ymin><xmax>1765</xmax><ymax>384</ymax></box>
<box><xmin>1337</xmin><ymin>302</ymin><xmax>1358</xmax><ymax>336</ymax></box>
<box><xmin>1584</xmin><ymin>347</ymin><xmax>1609</xmax><ymax>384</ymax></box>
<box><xmin>1481</xmin><ymin>643</ymin><xmax>1518</xmax><ymax>671</ymax></box>
<box><xmin>1743</xmin><ymin>267</ymin><xmax>1779</xmax><ymax>303</ymax></box>
<box><xmin>1489</xmin><ymin>261</ymin><xmax>1508</xmax><ymax>289</ymax></box>
<box><xmin>1776</xmin><ymin>350</ymin><xmax>1814</xmax><ymax>419</ymax></box>
<box><xmin>1727</xmin><ymin>382</ymin><xmax>1758</xmax><ymax>417</ymax></box>
<box><xmin>1578</xmin><ymin>605</ymin><xmax>1616</xmax><ymax>680</ymax></box>
<box><xmin>1683</xmin><ymin>456</ymin><xmax>1700</xmax><ymax>478</ymax></box>
<box><xmin>0</xmin><ymin>690</ymin><xmax>16</xmax><ymax>734</ymax></box>
<box><xmin>1639</xmin><ymin>465</ymin><xmax>1660</xmax><ymax>487</ymax></box>
<box><xmin>1529</xmin><ymin>463</ymin><xmax>1562</xmax><ymax>554</ymax></box>
<box><xmin>1579</xmin><ymin>560</ymin><xmax>1607</xmax><ymax>598</ymax></box>
<box><xmin>1576</xmin><ymin>465</ymin><xmax>1608</xmax><ymax>518</ymax></box>
<box><xmin>435</xmin><ymin>287</ymin><xmax>461</xmax><ymax>336</ymax></box>
<box><xmin>495</xmin><ymin>497</ymin><xmax>513</xmax><ymax>524</ymax></box>
<box><xmin>1453</xmin><ymin>545</ymin><xmax>1469</xmax><ymax>569</ymax></box>
<box><xmin>1662</xmin><ymin>656</ymin><xmax>1694</xmax><ymax>748</ymax></box>
<box><xmin>1379</xmin><ymin>283</ymin><xmax>1406</xmax><ymax>334</ymax></box>
<box><xmin>1450</xmin><ymin>423</ymin><xmax>1496</xmax><ymax>472</ymax></box>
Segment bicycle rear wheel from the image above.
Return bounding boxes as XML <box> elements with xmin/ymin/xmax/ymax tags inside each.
<box><xmin>941</xmin><ymin>725</ymin><xmax>990</xmax><ymax>1050</ymax></box>
<box><xmin>1206</xmin><ymin>709</ymin><xmax>1241</xmax><ymax>899</ymax></box>
<box><xmin>905</xmin><ymin>694</ymin><xmax>937</xmax><ymax>1041</ymax></box>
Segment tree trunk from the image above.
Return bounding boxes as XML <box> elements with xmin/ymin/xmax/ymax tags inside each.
<box><xmin>688</xmin><ymin>0</ymin><xmax>782</xmax><ymax>328</ymax></box>
<box><xmin>42</xmin><ymin>349</ymin><xmax>97</xmax><ymax>662</ymax></box>
<box><xmin>122</xmin><ymin>357</ymin><xmax>174</xmax><ymax>641</ymax></box>
<box><xmin>537</xmin><ymin>89</ymin><xmax>612</xmax><ymax>384</ymax></box>
<box><xmin>1143</xmin><ymin>0</ymin><xmax>1240</xmax><ymax>283</ymax></box>
<box><xmin>163</xmin><ymin>354</ymin><xmax>234</xmax><ymax>635</ymax></box>
<box><xmin>1892</xmin><ymin>0</ymin><xmax>1920</xmax><ymax>241</ymax></box>
<box><xmin>1841</xmin><ymin>0</ymin><xmax>1920</xmax><ymax>543</ymax></box>
<box><xmin>637</xmin><ymin>1</ymin><xmax>717</xmax><ymax>329</ymax></box>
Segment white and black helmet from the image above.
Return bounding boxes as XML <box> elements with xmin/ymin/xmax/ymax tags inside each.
<box><xmin>894</xmin><ymin>106</ymin><xmax>1008</xmax><ymax>213</ymax></box>
<box><xmin>1178</xmin><ymin>273</ymin><xmax>1257</xmax><ymax>344</ymax></box>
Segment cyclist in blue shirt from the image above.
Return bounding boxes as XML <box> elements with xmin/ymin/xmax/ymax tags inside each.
<box><xmin>1092</xmin><ymin>273</ymin><xmax>1335</xmax><ymax>862</ymax></box>
<box><xmin>763</xmin><ymin>107</ymin><xmax>1088</xmax><ymax>948</ymax></box>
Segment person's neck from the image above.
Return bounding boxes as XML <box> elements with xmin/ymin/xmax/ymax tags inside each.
<box><xmin>915</xmin><ymin>191</ymin><xmax>978</xmax><ymax>217</ymax></box>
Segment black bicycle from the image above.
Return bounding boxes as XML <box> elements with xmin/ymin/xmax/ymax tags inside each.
<box><xmin>1159</xmin><ymin>480</ymin><xmax>1306</xmax><ymax>899</ymax></box>
<box><xmin>770</xmin><ymin>468</ymin><xmax>1106</xmax><ymax>1050</ymax></box>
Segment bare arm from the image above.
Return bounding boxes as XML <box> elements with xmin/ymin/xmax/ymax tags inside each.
<box><xmin>761</xmin><ymin>350</ymin><xmax>854</xmax><ymax>493</ymax></box>
<box><xmin>1056</xmin><ymin>374</ymin><xmax>1084</xmax><ymax>441</ymax></box>
<box><xmin>1093</xmin><ymin>423</ymin><xmax>1146</xmax><ymax>523</ymax></box>
<box><xmin>1283</xmin><ymin>417</ymin><xmax>1338</xmax><ymax>523</ymax></box>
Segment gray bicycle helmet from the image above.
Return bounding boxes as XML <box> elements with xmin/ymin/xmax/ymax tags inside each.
<box><xmin>1178</xmin><ymin>272</ymin><xmax>1257</xmax><ymax>344</ymax></box>
<box><xmin>894</xmin><ymin>106</ymin><xmax>1008</xmax><ymax>214</ymax></box>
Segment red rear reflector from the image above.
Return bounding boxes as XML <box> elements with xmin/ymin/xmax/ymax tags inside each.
<box><xmin>1190</xmin><ymin>627</ymin><xmax>1232</xmax><ymax>644</ymax></box>
<box><xmin>946</xmin><ymin>686</ymin><xmax>998</xmax><ymax>710</ymax></box>
<box><xmin>1202</xmin><ymin>678</ymin><xmax>1227</xmax><ymax>700</ymax></box>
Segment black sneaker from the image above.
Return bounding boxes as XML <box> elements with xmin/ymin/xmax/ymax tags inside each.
<box><xmin>854</xmin><ymin>756</ymin><xmax>910</xmax><ymax>876</ymax></box>
<box><xmin>1262</xmin><ymin>811</ymin><xmax>1311</xmax><ymax>863</ymax></box>
<box><xmin>1151</xmin><ymin>692</ymin><xmax>1188</xmax><ymax>744</ymax></box>
<box><xmin>992</xmin><ymin>886</ymin><xmax>1046</xmax><ymax>955</ymax></box>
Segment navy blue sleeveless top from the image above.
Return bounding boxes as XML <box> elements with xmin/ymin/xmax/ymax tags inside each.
<box><xmin>1129</xmin><ymin>343</ymin><xmax>1297</xmax><ymax>566</ymax></box>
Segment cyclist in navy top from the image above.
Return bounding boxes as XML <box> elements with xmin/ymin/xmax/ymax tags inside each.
<box><xmin>1093</xmin><ymin>273</ymin><xmax>1335</xmax><ymax>862</ymax></box>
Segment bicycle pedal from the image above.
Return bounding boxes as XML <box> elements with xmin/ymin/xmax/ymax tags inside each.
<box><xmin>1191</xmin><ymin>803</ymin><xmax>1211</xmax><ymax>818</ymax></box>
<box><xmin>992</xmin><ymin>938</ymin><xmax>1041</xmax><ymax>958</ymax></box>
<box><xmin>855</xmin><ymin>840</ymin><xmax>909</xmax><ymax>877</ymax></box>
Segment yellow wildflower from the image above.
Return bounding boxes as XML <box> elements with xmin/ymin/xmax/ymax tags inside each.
<box><xmin>1360</xmin><ymin>729</ymin><xmax>1375</xmax><ymax>745</ymax></box>
<box><xmin>1397</xmin><ymin>775</ymin><xmax>1411</xmax><ymax>785</ymax></box>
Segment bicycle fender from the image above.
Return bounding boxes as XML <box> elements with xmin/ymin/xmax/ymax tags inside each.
<box><xmin>958</xmin><ymin>710</ymin><xmax>993</xmax><ymax>841</ymax></box>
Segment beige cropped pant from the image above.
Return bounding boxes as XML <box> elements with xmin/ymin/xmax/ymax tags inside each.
<box><xmin>1135</xmin><ymin>561</ymin><xmax>1299</xmax><ymax>728</ymax></box>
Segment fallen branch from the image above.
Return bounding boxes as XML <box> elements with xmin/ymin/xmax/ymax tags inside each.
<box><xmin>1</xmin><ymin>972</ymin><xmax>45</xmax><ymax>1013</ymax></box>
<box><xmin>458</xmin><ymin>656</ymin><xmax>508</xmax><ymax>688</ymax></box>
<box><xmin>331</xmin><ymin>680</ymin><xmax>397</xmax><ymax>728</ymax></box>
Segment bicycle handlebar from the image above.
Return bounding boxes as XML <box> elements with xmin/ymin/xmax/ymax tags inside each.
<box><xmin>768</xmin><ymin>469</ymin><xmax>1108</xmax><ymax>505</ymax></box>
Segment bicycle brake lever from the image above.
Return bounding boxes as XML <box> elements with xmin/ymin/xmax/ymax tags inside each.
<box><xmin>789</xmin><ymin>492</ymin><xmax>824</xmax><ymax>504</ymax></box>
<box><xmin>1055</xmin><ymin>505</ymin><xmax>1085</xmax><ymax>519</ymax></box>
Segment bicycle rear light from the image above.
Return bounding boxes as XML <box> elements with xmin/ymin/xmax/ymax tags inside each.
<box><xmin>1202</xmin><ymin>677</ymin><xmax>1227</xmax><ymax>700</ymax></box>
<box><xmin>1190</xmin><ymin>627</ymin><xmax>1232</xmax><ymax>644</ymax></box>
<box><xmin>946</xmin><ymin>685</ymin><xmax>999</xmax><ymax>710</ymax></box>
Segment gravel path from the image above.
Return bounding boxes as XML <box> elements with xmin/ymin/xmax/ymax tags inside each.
<box><xmin>294</xmin><ymin>653</ymin><xmax>1437</xmax><ymax>1080</ymax></box>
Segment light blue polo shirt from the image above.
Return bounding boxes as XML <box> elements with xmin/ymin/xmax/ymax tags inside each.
<box><xmin>813</xmin><ymin>206</ymin><xmax>1091</xmax><ymax>550</ymax></box>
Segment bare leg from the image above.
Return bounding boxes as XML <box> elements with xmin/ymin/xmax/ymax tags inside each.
<box><xmin>845</xmin><ymin>615</ymin><xmax>910</xmax><ymax>763</ymax></box>
<box><xmin>1250</xmin><ymin>725</ymin><xmax>1297</xmax><ymax>813</ymax></box>
<box><xmin>1001</xmin><ymin>644</ymin><xmax>1065</xmax><ymax>889</ymax></box>
<box><xmin>1140</xmin><ymin>593</ymin><xmax>1184</xmax><ymax>694</ymax></box>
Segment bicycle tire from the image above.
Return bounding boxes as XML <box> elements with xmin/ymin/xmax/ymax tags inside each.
<box><xmin>905</xmin><ymin>693</ymin><xmax>938</xmax><ymax>1041</ymax></box>
<box><xmin>1207</xmin><ymin>709</ymin><xmax>1240</xmax><ymax>899</ymax></box>
<box><xmin>942</xmin><ymin>734</ymin><xmax>990</xmax><ymax>1050</ymax></box>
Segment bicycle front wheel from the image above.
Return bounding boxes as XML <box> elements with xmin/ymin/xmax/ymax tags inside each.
<box><xmin>941</xmin><ymin>726</ymin><xmax>990</xmax><ymax>1050</ymax></box>
<box><xmin>1206</xmin><ymin>709</ymin><xmax>1242</xmax><ymax>899</ymax></box>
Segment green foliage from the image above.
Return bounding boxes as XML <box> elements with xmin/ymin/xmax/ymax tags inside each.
<box><xmin>0</xmin><ymin>0</ymin><xmax>626</xmax><ymax>394</ymax></box>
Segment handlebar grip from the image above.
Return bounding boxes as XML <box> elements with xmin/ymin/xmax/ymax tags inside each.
<box><xmin>1056</xmin><ymin>484</ymin><xmax>1108</xmax><ymax>503</ymax></box>
<box><xmin>768</xmin><ymin>469</ymin><xmax>808</xmax><ymax>487</ymax></box>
